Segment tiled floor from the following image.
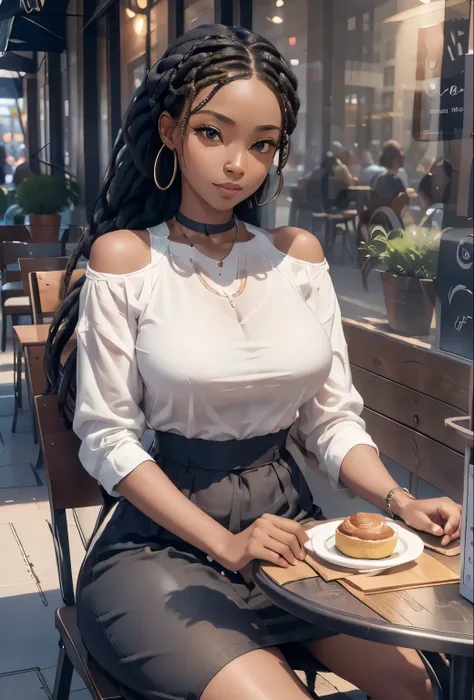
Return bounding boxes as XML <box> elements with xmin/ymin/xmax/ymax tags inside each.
<box><xmin>0</xmin><ymin>333</ymin><xmax>365</xmax><ymax>700</ymax></box>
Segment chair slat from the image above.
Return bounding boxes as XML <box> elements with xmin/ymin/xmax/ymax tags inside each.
<box><xmin>34</xmin><ymin>394</ymin><xmax>102</xmax><ymax>511</ymax></box>
<box><xmin>32</xmin><ymin>268</ymin><xmax>85</xmax><ymax>321</ymax></box>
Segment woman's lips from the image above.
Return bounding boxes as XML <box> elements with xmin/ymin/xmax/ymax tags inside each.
<box><xmin>213</xmin><ymin>183</ymin><xmax>243</xmax><ymax>197</ymax></box>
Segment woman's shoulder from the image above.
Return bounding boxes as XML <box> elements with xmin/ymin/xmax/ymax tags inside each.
<box><xmin>266</xmin><ymin>226</ymin><xmax>326</xmax><ymax>266</ymax></box>
<box><xmin>89</xmin><ymin>229</ymin><xmax>152</xmax><ymax>275</ymax></box>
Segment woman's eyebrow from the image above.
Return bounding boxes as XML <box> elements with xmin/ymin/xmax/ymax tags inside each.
<box><xmin>196</xmin><ymin>110</ymin><xmax>281</xmax><ymax>133</ymax></box>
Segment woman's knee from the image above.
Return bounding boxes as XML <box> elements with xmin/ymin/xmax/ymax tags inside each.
<box><xmin>201</xmin><ymin>647</ymin><xmax>312</xmax><ymax>700</ymax></box>
<box><xmin>307</xmin><ymin>635</ymin><xmax>433</xmax><ymax>700</ymax></box>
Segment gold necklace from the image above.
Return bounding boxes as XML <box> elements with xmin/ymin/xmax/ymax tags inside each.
<box><xmin>191</xmin><ymin>258</ymin><xmax>247</xmax><ymax>308</ymax></box>
<box><xmin>175</xmin><ymin>218</ymin><xmax>239</xmax><ymax>268</ymax></box>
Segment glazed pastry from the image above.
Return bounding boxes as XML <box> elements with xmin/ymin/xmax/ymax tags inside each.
<box><xmin>335</xmin><ymin>512</ymin><xmax>398</xmax><ymax>559</ymax></box>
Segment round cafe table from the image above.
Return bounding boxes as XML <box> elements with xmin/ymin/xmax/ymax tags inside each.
<box><xmin>253</xmin><ymin>560</ymin><xmax>473</xmax><ymax>700</ymax></box>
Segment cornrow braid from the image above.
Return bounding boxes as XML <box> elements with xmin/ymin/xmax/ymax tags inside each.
<box><xmin>45</xmin><ymin>24</ymin><xmax>300</xmax><ymax>425</ymax></box>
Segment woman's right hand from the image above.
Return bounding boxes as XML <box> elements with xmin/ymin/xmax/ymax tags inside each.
<box><xmin>215</xmin><ymin>514</ymin><xmax>309</xmax><ymax>571</ymax></box>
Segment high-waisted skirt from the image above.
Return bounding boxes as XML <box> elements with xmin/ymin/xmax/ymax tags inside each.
<box><xmin>76</xmin><ymin>428</ymin><xmax>335</xmax><ymax>700</ymax></box>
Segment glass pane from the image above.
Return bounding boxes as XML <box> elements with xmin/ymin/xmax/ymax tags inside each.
<box><xmin>97</xmin><ymin>15</ymin><xmax>111</xmax><ymax>179</ymax></box>
<box><xmin>184</xmin><ymin>0</ymin><xmax>214</xmax><ymax>30</ymax></box>
<box><xmin>150</xmin><ymin>0</ymin><xmax>169</xmax><ymax>66</ymax></box>
<box><xmin>120</xmin><ymin>0</ymin><xmax>147</xmax><ymax>111</ymax></box>
<box><xmin>253</xmin><ymin>0</ymin><xmax>473</xmax><ymax>357</ymax></box>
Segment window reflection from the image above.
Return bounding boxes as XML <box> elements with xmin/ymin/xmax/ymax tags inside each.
<box><xmin>185</xmin><ymin>0</ymin><xmax>214</xmax><ymax>29</ymax></box>
<box><xmin>254</xmin><ymin>0</ymin><xmax>473</xmax><ymax>355</ymax></box>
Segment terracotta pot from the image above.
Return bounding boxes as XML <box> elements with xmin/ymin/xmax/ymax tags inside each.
<box><xmin>28</xmin><ymin>213</ymin><xmax>61</xmax><ymax>242</ymax></box>
<box><xmin>381</xmin><ymin>271</ymin><xmax>436</xmax><ymax>337</ymax></box>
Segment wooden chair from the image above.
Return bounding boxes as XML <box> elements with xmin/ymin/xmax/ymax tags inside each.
<box><xmin>1</xmin><ymin>241</ymin><xmax>65</xmax><ymax>351</ymax></box>
<box><xmin>12</xmin><ymin>267</ymin><xmax>85</xmax><ymax>436</ymax></box>
<box><xmin>11</xmin><ymin>259</ymin><xmax>68</xmax><ymax>424</ymax></box>
<box><xmin>29</xmin><ymin>267</ymin><xmax>85</xmax><ymax>325</ymax></box>
<box><xmin>0</xmin><ymin>224</ymin><xmax>31</xmax><ymax>243</ymax></box>
<box><xmin>34</xmin><ymin>393</ymin><xmax>125</xmax><ymax>700</ymax></box>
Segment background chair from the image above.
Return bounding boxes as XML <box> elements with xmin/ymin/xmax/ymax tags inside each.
<box><xmin>0</xmin><ymin>224</ymin><xmax>31</xmax><ymax>244</ymax></box>
<box><xmin>29</xmin><ymin>267</ymin><xmax>85</xmax><ymax>325</ymax></box>
<box><xmin>12</xmin><ymin>259</ymin><xmax>68</xmax><ymax>434</ymax></box>
<box><xmin>12</xmin><ymin>266</ymin><xmax>84</xmax><ymax>437</ymax></box>
<box><xmin>1</xmin><ymin>241</ymin><xmax>65</xmax><ymax>351</ymax></box>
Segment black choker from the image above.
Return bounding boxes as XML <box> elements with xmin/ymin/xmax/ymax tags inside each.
<box><xmin>176</xmin><ymin>211</ymin><xmax>235</xmax><ymax>236</ymax></box>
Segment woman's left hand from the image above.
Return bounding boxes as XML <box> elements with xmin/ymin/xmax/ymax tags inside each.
<box><xmin>398</xmin><ymin>496</ymin><xmax>462</xmax><ymax>545</ymax></box>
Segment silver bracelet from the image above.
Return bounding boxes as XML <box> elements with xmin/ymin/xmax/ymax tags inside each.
<box><xmin>385</xmin><ymin>486</ymin><xmax>413</xmax><ymax>518</ymax></box>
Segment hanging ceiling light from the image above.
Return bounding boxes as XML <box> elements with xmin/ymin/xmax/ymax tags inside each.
<box><xmin>276</xmin><ymin>0</ymin><xmax>284</xmax><ymax>7</ymax></box>
<box><xmin>128</xmin><ymin>0</ymin><xmax>149</xmax><ymax>14</ymax></box>
<box><xmin>268</xmin><ymin>16</ymin><xmax>283</xmax><ymax>24</ymax></box>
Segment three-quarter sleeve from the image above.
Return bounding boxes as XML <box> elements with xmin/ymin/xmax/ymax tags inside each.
<box><xmin>297</xmin><ymin>263</ymin><xmax>378</xmax><ymax>491</ymax></box>
<box><xmin>73</xmin><ymin>269</ymin><xmax>154</xmax><ymax>496</ymax></box>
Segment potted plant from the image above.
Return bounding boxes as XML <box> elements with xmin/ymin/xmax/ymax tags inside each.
<box><xmin>16</xmin><ymin>174</ymin><xmax>78</xmax><ymax>241</ymax></box>
<box><xmin>360</xmin><ymin>226</ymin><xmax>440</xmax><ymax>337</ymax></box>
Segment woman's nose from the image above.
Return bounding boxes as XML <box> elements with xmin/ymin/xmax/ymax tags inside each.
<box><xmin>224</xmin><ymin>149</ymin><xmax>246</xmax><ymax>177</ymax></box>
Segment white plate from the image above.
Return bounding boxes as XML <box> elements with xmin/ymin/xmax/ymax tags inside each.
<box><xmin>306</xmin><ymin>520</ymin><xmax>424</xmax><ymax>573</ymax></box>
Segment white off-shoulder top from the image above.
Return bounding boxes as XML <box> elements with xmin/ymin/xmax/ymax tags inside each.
<box><xmin>74</xmin><ymin>222</ymin><xmax>377</xmax><ymax>496</ymax></box>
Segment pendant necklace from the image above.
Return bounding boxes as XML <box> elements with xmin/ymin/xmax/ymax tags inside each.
<box><xmin>175</xmin><ymin>218</ymin><xmax>239</xmax><ymax>270</ymax></box>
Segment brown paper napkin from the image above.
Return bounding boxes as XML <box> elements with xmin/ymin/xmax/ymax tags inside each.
<box><xmin>343</xmin><ymin>552</ymin><xmax>460</xmax><ymax>594</ymax></box>
<box><xmin>261</xmin><ymin>559</ymin><xmax>319</xmax><ymax>585</ymax></box>
<box><xmin>397</xmin><ymin>522</ymin><xmax>461</xmax><ymax>557</ymax></box>
<box><xmin>304</xmin><ymin>549</ymin><xmax>355</xmax><ymax>581</ymax></box>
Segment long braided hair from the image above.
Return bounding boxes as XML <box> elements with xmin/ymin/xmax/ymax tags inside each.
<box><xmin>45</xmin><ymin>24</ymin><xmax>300</xmax><ymax>425</ymax></box>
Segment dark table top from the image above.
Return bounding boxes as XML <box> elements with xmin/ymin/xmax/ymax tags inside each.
<box><xmin>253</xmin><ymin>561</ymin><xmax>473</xmax><ymax>657</ymax></box>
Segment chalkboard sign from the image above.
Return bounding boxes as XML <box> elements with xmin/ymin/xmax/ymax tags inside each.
<box><xmin>436</xmin><ymin>230</ymin><xmax>473</xmax><ymax>360</ymax></box>
<box><xmin>413</xmin><ymin>18</ymin><xmax>470</xmax><ymax>141</ymax></box>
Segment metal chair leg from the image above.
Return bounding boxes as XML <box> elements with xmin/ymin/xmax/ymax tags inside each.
<box><xmin>1</xmin><ymin>311</ymin><xmax>6</xmax><ymax>352</ymax></box>
<box><xmin>12</xmin><ymin>343</ymin><xmax>22</xmax><ymax>433</ymax></box>
<box><xmin>52</xmin><ymin>642</ymin><xmax>73</xmax><ymax>700</ymax></box>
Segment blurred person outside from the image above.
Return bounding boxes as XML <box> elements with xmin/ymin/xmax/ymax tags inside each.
<box><xmin>358</xmin><ymin>149</ymin><xmax>385</xmax><ymax>186</ymax></box>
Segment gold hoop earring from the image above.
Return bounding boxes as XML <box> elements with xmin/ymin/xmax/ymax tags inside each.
<box><xmin>256</xmin><ymin>171</ymin><xmax>284</xmax><ymax>207</ymax></box>
<box><xmin>154</xmin><ymin>144</ymin><xmax>178</xmax><ymax>191</ymax></box>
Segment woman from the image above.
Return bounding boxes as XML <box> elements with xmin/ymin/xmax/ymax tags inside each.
<box><xmin>46</xmin><ymin>25</ymin><xmax>461</xmax><ymax>700</ymax></box>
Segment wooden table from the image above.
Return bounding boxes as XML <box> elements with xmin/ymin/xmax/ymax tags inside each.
<box><xmin>11</xmin><ymin>323</ymin><xmax>75</xmax><ymax>437</ymax></box>
<box><xmin>254</xmin><ymin>556</ymin><xmax>473</xmax><ymax>700</ymax></box>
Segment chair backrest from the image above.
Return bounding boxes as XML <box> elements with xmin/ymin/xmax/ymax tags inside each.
<box><xmin>0</xmin><ymin>225</ymin><xmax>31</xmax><ymax>243</ymax></box>
<box><xmin>0</xmin><ymin>241</ymin><xmax>29</xmax><ymax>283</ymax></box>
<box><xmin>1</xmin><ymin>240</ymin><xmax>65</xmax><ymax>282</ymax></box>
<box><xmin>34</xmin><ymin>393</ymin><xmax>103</xmax><ymax>605</ymax></box>
<box><xmin>19</xmin><ymin>256</ymin><xmax>69</xmax><ymax>304</ymax></box>
<box><xmin>30</xmin><ymin>268</ymin><xmax>85</xmax><ymax>324</ymax></box>
<box><xmin>25</xmin><ymin>344</ymin><xmax>48</xmax><ymax>396</ymax></box>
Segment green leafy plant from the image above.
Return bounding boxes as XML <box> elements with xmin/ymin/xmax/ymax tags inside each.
<box><xmin>16</xmin><ymin>174</ymin><xmax>78</xmax><ymax>215</ymax></box>
<box><xmin>360</xmin><ymin>226</ymin><xmax>441</xmax><ymax>291</ymax></box>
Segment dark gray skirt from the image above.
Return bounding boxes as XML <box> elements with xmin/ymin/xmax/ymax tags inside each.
<box><xmin>76</xmin><ymin>429</ymin><xmax>334</xmax><ymax>700</ymax></box>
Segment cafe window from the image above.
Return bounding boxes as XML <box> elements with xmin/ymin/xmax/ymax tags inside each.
<box><xmin>185</xmin><ymin>0</ymin><xmax>215</xmax><ymax>29</ymax></box>
<box><xmin>120</xmin><ymin>0</ymin><xmax>147</xmax><ymax>111</ymax></box>
<box><xmin>150</xmin><ymin>0</ymin><xmax>169</xmax><ymax>66</ymax></box>
<box><xmin>254</xmin><ymin>0</ymin><xmax>473</xmax><ymax>361</ymax></box>
<box><xmin>98</xmin><ymin>15</ymin><xmax>111</xmax><ymax>178</ymax></box>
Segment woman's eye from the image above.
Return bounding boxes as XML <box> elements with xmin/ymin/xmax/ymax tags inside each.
<box><xmin>252</xmin><ymin>141</ymin><xmax>275</xmax><ymax>154</ymax></box>
<box><xmin>195</xmin><ymin>126</ymin><xmax>221</xmax><ymax>142</ymax></box>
